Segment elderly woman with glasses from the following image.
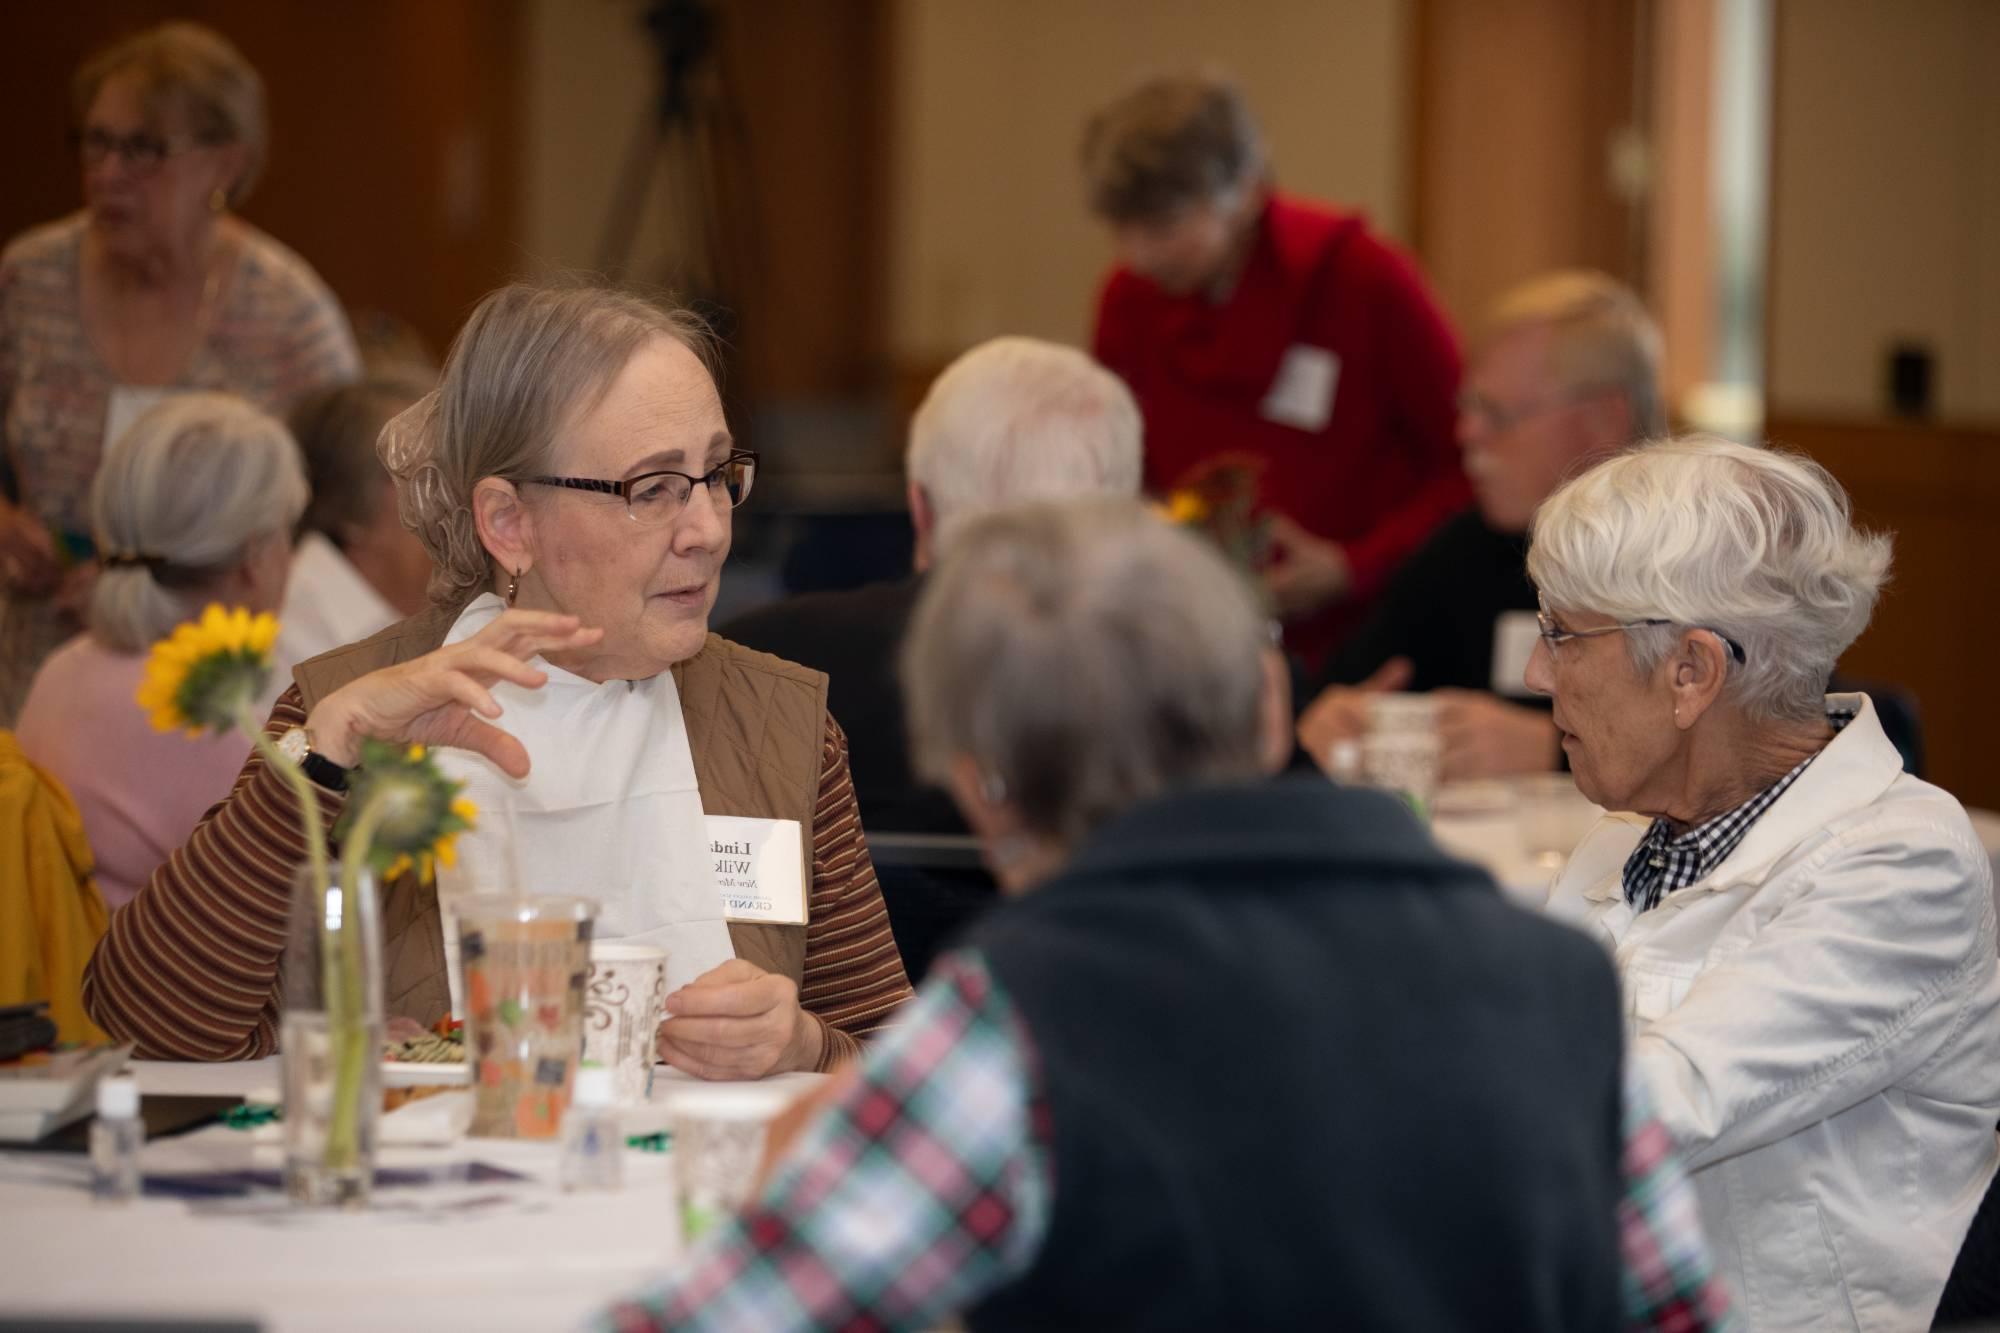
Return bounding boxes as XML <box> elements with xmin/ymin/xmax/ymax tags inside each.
<box><xmin>1528</xmin><ymin>435</ymin><xmax>2000</xmax><ymax>1330</ymax></box>
<box><xmin>0</xmin><ymin>22</ymin><xmax>360</xmax><ymax>724</ymax></box>
<box><xmin>83</xmin><ymin>280</ymin><xmax>912</xmax><ymax>1076</ymax></box>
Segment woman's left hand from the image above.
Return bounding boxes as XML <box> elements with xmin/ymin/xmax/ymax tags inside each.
<box><xmin>656</xmin><ymin>959</ymin><xmax>825</xmax><ymax>1080</ymax></box>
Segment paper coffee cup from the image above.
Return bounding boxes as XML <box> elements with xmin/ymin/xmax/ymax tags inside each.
<box><xmin>583</xmin><ymin>942</ymin><xmax>669</xmax><ymax>1105</ymax></box>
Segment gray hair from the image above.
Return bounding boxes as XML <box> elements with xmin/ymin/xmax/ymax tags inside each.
<box><xmin>379</xmin><ymin>279</ymin><xmax>716</xmax><ymax>607</ymax></box>
<box><xmin>1486</xmin><ymin>270</ymin><xmax>1666</xmax><ymax>441</ymax></box>
<box><xmin>907</xmin><ymin>337</ymin><xmax>1143</xmax><ymax>550</ymax></box>
<box><xmin>1080</xmin><ymin>69</ymin><xmax>1267</xmax><ymax>222</ymax></box>
<box><xmin>89</xmin><ymin>392</ymin><xmax>308</xmax><ymax>653</ymax></box>
<box><xmin>1527</xmin><ymin>435</ymin><xmax>1892</xmax><ymax>722</ymax></box>
<box><xmin>75</xmin><ymin>22</ymin><xmax>268</xmax><ymax>206</ymax></box>
<box><xmin>902</xmin><ymin>498</ymin><xmax>1268</xmax><ymax>846</ymax></box>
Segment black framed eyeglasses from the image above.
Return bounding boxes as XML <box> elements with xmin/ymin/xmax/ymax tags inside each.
<box><xmin>74</xmin><ymin>127</ymin><xmax>218</xmax><ymax>175</ymax></box>
<box><xmin>1535</xmin><ymin>597</ymin><xmax>1747</xmax><ymax>664</ymax></box>
<box><xmin>526</xmin><ymin>450</ymin><xmax>757</xmax><ymax>526</ymax></box>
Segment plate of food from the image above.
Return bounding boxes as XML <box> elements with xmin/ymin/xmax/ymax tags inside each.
<box><xmin>382</xmin><ymin>1025</ymin><xmax>469</xmax><ymax>1106</ymax></box>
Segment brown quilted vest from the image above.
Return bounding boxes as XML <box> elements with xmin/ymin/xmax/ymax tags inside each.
<box><xmin>290</xmin><ymin>605</ymin><xmax>827</xmax><ymax>1025</ymax></box>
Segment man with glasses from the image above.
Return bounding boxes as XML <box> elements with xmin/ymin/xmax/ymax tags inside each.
<box><xmin>1298</xmin><ymin>271</ymin><xmax>1664</xmax><ymax>783</ymax></box>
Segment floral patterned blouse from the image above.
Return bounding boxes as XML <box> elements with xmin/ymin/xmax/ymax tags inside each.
<box><xmin>0</xmin><ymin>212</ymin><xmax>360</xmax><ymax>720</ymax></box>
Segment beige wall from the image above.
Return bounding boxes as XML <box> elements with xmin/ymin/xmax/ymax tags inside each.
<box><xmin>521</xmin><ymin>0</ymin><xmax>667</xmax><ymax>276</ymax></box>
<box><xmin>1768</xmin><ymin>0</ymin><xmax>2000</xmax><ymax>422</ymax></box>
<box><xmin>888</xmin><ymin>0</ymin><xmax>1413</xmax><ymax>364</ymax></box>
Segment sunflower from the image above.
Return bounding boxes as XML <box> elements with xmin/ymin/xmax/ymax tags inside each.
<box><xmin>135</xmin><ymin>604</ymin><xmax>280</xmax><ymax>735</ymax></box>
<box><xmin>339</xmin><ymin>740</ymin><xmax>478</xmax><ymax>883</ymax></box>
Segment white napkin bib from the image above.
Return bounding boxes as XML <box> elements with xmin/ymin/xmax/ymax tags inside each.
<box><xmin>433</xmin><ymin>594</ymin><xmax>736</xmax><ymax>1012</ymax></box>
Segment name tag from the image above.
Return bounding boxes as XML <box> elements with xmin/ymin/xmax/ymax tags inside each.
<box><xmin>706</xmin><ymin>816</ymin><xmax>807</xmax><ymax>925</ymax></box>
<box><xmin>1259</xmin><ymin>344</ymin><xmax>1340</xmax><ymax>432</ymax></box>
<box><xmin>1490</xmin><ymin>610</ymin><xmax>1542</xmax><ymax>697</ymax></box>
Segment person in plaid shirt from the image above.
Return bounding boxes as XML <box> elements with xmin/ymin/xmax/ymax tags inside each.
<box><xmin>603</xmin><ymin>500</ymin><xmax>1728</xmax><ymax>1331</ymax></box>
<box><xmin>604</xmin><ymin>951</ymin><xmax>1726</xmax><ymax>1332</ymax></box>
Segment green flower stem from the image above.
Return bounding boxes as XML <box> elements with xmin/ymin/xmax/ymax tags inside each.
<box><xmin>322</xmin><ymin>791</ymin><xmax>392</xmax><ymax>1184</ymax></box>
<box><xmin>237</xmin><ymin>705</ymin><xmax>367</xmax><ymax>1193</ymax></box>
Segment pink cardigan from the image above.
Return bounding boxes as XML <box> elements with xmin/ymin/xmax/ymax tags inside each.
<box><xmin>15</xmin><ymin>635</ymin><xmax>251</xmax><ymax>910</ymax></box>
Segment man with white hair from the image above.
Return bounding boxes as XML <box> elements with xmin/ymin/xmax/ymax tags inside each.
<box><xmin>1298</xmin><ymin>271</ymin><xmax>1662</xmax><ymax>782</ymax></box>
<box><xmin>720</xmin><ymin>336</ymin><xmax>1142</xmax><ymax>977</ymax></box>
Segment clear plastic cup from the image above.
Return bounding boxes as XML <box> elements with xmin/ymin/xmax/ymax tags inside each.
<box><xmin>457</xmin><ymin>895</ymin><xmax>597</xmax><ymax>1139</ymax></box>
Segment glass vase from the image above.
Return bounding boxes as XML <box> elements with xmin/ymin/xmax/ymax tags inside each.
<box><xmin>281</xmin><ymin>864</ymin><xmax>384</xmax><ymax>1207</ymax></box>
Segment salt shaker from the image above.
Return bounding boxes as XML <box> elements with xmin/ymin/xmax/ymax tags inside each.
<box><xmin>90</xmin><ymin>1075</ymin><xmax>144</xmax><ymax>1202</ymax></box>
<box><xmin>560</xmin><ymin>1066</ymin><xmax>623</xmax><ymax>1192</ymax></box>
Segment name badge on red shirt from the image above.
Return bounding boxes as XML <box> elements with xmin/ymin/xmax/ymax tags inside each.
<box><xmin>1260</xmin><ymin>344</ymin><xmax>1340</xmax><ymax>432</ymax></box>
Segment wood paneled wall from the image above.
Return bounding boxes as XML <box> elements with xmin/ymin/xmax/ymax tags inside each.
<box><xmin>1409</xmin><ymin>0</ymin><xmax>1642</xmax><ymax>328</ymax></box>
<box><xmin>0</xmin><ymin>1</ymin><xmax>524</xmax><ymax>357</ymax></box>
<box><xmin>1773</xmin><ymin>416</ymin><xmax>2000</xmax><ymax>812</ymax></box>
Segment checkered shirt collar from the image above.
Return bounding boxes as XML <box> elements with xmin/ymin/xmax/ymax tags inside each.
<box><xmin>1622</xmin><ymin>708</ymin><xmax>1856</xmax><ymax>912</ymax></box>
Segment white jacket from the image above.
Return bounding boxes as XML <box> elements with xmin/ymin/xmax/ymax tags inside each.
<box><xmin>1545</xmin><ymin>694</ymin><xmax>2000</xmax><ymax>1331</ymax></box>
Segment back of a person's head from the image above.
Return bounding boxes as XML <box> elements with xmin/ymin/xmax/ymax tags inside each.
<box><xmin>290</xmin><ymin>371</ymin><xmax>433</xmax><ymax>548</ymax></box>
<box><xmin>1486</xmin><ymin>270</ymin><xmax>1665</xmax><ymax>442</ymax></box>
<box><xmin>90</xmin><ymin>392</ymin><xmax>308</xmax><ymax>653</ymax></box>
<box><xmin>906</xmin><ymin>337</ymin><xmax>1142</xmax><ymax>551</ymax></box>
<box><xmin>902</xmin><ymin>498</ymin><xmax>1268</xmax><ymax>847</ymax></box>
<box><xmin>1081</xmin><ymin>69</ymin><xmax>1265</xmax><ymax>223</ymax></box>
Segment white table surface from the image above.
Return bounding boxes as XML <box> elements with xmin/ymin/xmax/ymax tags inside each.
<box><xmin>0</xmin><ymin>1060</ymin><xmax>822</xmax><ymax>1332</ymax></box>
<box><xmin>1427</xmin><ymin>778</ymin><xmax>1605</xmax><ymax>905</ymax></box>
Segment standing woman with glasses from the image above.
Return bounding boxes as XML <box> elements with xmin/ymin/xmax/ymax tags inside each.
<box><xmin>83</xmin><ymin>279</ymin><xmax>914</xmax><ymax>1074</ymax></box>
<box><xmin>0</xmin><ymin>22</ymin><xmax>361</xmax><ymax>722</ymax></box>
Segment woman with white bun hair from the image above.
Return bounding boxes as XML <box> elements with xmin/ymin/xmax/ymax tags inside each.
<box><xmin>1527</xmin><ymin>434</ymin><xmax>2000</xmax><ymax>1330</ymax></box>
<box><xmin>16</xmin><ymin>392</ymin><xmax>305</xmax><ymax>909</ymax></box>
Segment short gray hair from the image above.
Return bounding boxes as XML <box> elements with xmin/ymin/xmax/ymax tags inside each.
<box><xmin>906</xmin><ymin>337</ymin><xmax>1143</xmax><ymax>550</ymax></box>
<box><xmin>1080</xmin><ymin>69</ymin><xmax>1266</xmax><ymax>222</ymax></box>
<box><xmin>379</xmin><ymin>279</ymin><xmax>716</xmax><ymax>607</ymax></box>
<box><xmin>89</xmin><ymin>393</ymin><xmax>308</xmax><ymax>652</ymax></box>
<box><xmin>1527</xmin><ymin>435</ymin><xmax>1892</xmax><ymax>721</ymax></box>
<box><xmin>902</xmin><ymin>498</ymin><xmax>1267</xmax><ymax>846</ymax></box>
<box><xmin>1486</xmin><ymin>270</ymin><xmax>1665</xmax><ymax>441</ymax></box>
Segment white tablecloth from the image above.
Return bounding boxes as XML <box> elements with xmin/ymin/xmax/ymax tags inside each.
<box><xmin>0</xmin><ymin>1059</ymin><xmax>822</xmax><ymax>1332</ymax></box>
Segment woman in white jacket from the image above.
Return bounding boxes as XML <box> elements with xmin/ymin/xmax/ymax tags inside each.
<box><xmin>1527</xmin><ymin>435</ymin><xmax>2000</xmax><ymax>1331</ymax></box>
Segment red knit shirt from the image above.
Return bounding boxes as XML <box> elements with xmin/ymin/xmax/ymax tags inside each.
<box><xmin>1091</xmin><ymin>193</ymin><xmax>1468</xmax><ymax>669</ymax></box>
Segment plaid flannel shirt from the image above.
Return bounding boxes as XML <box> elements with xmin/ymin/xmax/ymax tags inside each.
<box><xmin>600</xmin><ymin>949</ymin><xmax>1729</xmax><ymax>1331</ymax></box>
<box><xmin>1623</xmin><ymin>708</ymin><xmax>1856</xmax><ymax>912</ymax></box>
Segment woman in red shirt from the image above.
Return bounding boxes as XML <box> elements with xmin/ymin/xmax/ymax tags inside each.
<box><xmin>1084</xmin><ymin>71</ymin><xmax>1468</xmax><ymax>669</ymax></box>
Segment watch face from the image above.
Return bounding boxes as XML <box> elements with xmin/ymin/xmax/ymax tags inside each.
<box><xmin>278</xmin><ymin>728</ymin><xmax>310</xmax><ymax>764</ymax></box>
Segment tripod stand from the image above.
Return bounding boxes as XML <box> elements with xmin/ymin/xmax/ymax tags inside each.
<box><xmin>595</xmin><ymin>0</ymin><xmax>762</xmax><ymax>363</ymax></box>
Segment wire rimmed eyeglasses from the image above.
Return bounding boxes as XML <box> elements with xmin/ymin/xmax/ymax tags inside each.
<box><xmin>1534</xmin><ymin>599</ymin><xmax>1746</xmax><ymax>664</ymax></box>
<box><xmin>524</xmin><ymin>449</ymin><xmax>758</xmax><ymax>526</ymax></box>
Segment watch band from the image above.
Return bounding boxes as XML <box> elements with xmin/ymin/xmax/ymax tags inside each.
<box><xmin>301</xmin><ymin>747</ymin><xmax>350</xmax><ymax>792</ymax></box>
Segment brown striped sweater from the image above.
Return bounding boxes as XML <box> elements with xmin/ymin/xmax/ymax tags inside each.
<box><xmin>81</xmin><ymin>686</ymin><xmax>914</xmax><ymax>1067</ymax></box>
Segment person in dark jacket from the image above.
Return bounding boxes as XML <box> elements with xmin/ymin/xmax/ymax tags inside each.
<box><xmin>1296</xmin><ymin>271</ymin><xmax>1662</xmax><ymax>783</ymax></box>
<box><xmin>721</xmin><ymin>336</ymin><xmax>1142</xmax><ymax>979</ymax></box>
<box><xmin>601</xmin><ymin>499</ymin><xmax>1730</xmax><ymax>1332</ymax></box>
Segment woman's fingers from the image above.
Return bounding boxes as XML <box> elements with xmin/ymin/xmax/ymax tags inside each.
<box><xmin>433</xmin><ymin>669</ymin><xmax>503</xmax><ymax>721</ymax></box>
<box><xmin>478</xmin><ymin>609</ymin><xmax>603</xmax><ymax>656</ymax></box>
<box><xmin>444</xmin><ymin>645</ymin><xmax>549</xmax><ymax>694</ymax></box>
<box><xmin>431</xmin><ymin>714</ymin><xmax>532</xmax><ymax>779</ymax></box>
